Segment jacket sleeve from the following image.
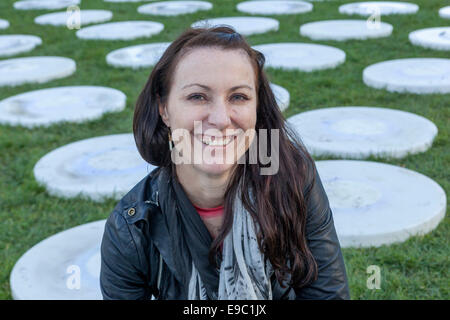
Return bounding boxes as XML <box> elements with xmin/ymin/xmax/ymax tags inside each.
<box><xmin>100</xmin><ymin>209</ymin><xmax>152</xmax><ymax>300</ymax></box>
<box><xmin>294</xmin><ymin>160</ymin><xmax>351</xmax><ymax>300</ymax></box>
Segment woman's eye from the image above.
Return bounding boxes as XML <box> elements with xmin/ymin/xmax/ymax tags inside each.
<box><xmin>188</xmin><ymin>94</ymin><xmax>206</xmax><ymax>101</ymax></box>
<box><xmin>231</xmin><ymin>94</ymin><xmax>248</xmax><ymax>102</ymax></box>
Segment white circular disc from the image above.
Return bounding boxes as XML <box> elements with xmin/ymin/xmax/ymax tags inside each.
<box><xmin>0</xmin><ymin>35</ymin><xmax>42</xmax><ymax>57</ymax></box>
<box><xmin>35</xmin><ymin>10</ymin><xmax>113</xmax><ymax>27</ymax></box>
<box><xmin>287</xmin><ymin>106</ymin><xmax>437</xmax><ymax>159</ymax></box>
<box><xmin>339</xmin><ymin>1</ymin><xmax>419</xmax><ymax>16</ymax></box>
<box><xmin>192</xmin><ymin>17</ymin><xmax>279</xmax><ymax>36</ymax></box>
<box><xmin>300</xmin><ymin>20</ymin><xmax>393</xmax><ymax>41</ymax></box>
<box><xmin>14</xmin><ymin>0</ymin><xmax>81</xmax><ymax>10</ymax></box>
<box><xmin>439</xmin><ymin>6</ymin><xmax>450</xmax><ymax>19</ymax></box>
<box><xmin>252</xmin><ymin>42</ymin><xmax>346</xmax><ymax>71</ymax></box>
<box><xmin>315</xmin><ymin>160</ymin><xmax>446</xmax><ymax>248</ymax></box>
<box><xmin>138</xmin><ymin>1</ymin><xmax>213</xmax><ymax>16</ymax></box>
<box><xmin>10</xmin><ymin>220</ymin><xmax>106</xmax><ymax>300</ymax></box>
<box><xmin>270</xmin><ymin>83</ymin><xmax>290</xmax><ymax>111</ymax></box>
<box><xmin>409</xmin><ymin>27</ymin><xmax>450</xmax><ymax>51</ymax></box>
<box><xmin>363</xmin><ymin>58</ymin><xmax>450</xmax><ymax>94</ymax></box>
<box><xmin>0</xmin><ymin>19</ymin><xmax>9</xmax><ymax>29</ymax></box>
<box><xmin>106</xmin><ymin>42</ymin><xmax>171</xmax><ymax>69</ymax></box>
<box><xmin>0</xmin><ymin>86</ymin><xmax>126</xmax><ymax>128</ymax></box>
<box><xmin>236</xmin><ymin>0</ymin><xmax>313</xmax><ymax>15</ymax></box>
<box><xmin>0</xmin><ymin>56</ymin><xmax>76</xmax><ymax>87</ymax></box>
<box><xmin>34</xmin><ymin>134</ymin><xmax>155</xmax><ymax>201</ymax></box>
<box><xmin>76</xmin><ymin>21</ymin><xmax>164</xmax><ymax>41</ymax></box>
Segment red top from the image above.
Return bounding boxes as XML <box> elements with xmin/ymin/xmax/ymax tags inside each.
<box><xmin>193</xmin><ymin>204</ymin><xmax>224</xmax><ymax>253</ymax></box>
<box><xmin>192</xmin><ymin>204</ymin><xmax>225</xmax><ymax>218</ymax></box>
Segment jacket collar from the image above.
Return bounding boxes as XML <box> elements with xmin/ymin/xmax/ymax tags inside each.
<box><xmin>120</xmin><ymin>168</ymin><xmax>185</xmax><ymax>284</ymax></box>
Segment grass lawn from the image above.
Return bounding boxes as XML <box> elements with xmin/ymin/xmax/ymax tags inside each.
<box><xmin>0</xmin><ymin>0</ymin><xmax>448</xmax><ymax>300</ymax></box>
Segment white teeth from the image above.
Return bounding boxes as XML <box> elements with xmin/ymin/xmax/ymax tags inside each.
<box><xmin>201</xmin><ymin>136</ymin><xmax>233</xmax><ymax>146</ymax></box>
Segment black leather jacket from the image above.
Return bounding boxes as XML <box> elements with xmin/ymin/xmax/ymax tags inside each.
<box><xmin>100</xmin><ymin>164</ymin><xmax>350</xmax><ymax>300</ymax></box>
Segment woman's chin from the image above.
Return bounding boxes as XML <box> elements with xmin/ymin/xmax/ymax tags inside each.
<box><xmin>193</xmin><ymin>161</ymin><xmax>235</xmax><ymax>177</ymax></box>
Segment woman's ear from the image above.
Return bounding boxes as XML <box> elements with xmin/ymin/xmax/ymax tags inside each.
<box><xmin>158</xmin><ymin>97</ymin><xmax>170</xmax><ymax>127</ymax></box>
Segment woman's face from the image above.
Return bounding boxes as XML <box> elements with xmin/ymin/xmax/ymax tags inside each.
<box><xmin>159</xmin><ymin>46</ymin><xmax>258</xmax><ymax>178</ymax></box>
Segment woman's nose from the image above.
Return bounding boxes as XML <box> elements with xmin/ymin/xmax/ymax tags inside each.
<box><xmin>207</xmin><ymin>98</ymin><xmax>231</xmax><ymax>129</ymax></box>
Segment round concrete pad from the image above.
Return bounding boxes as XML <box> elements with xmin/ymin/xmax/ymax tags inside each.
<box><xmin>138</xmin><ymin>1</ymin><xmax>213</xmax><ymax>16</ymax></box>
<box><xmin>34</xmin><ymin>134</ymin><xmax>155</xmax><ymax>201</ymax></box>
<box><xmin>363</xmin><ymin>58</ymin><xmax>450</xmax><ymax>94</ymax></box>
<box><xmin>439</xmin><ymin>6</ymin><xmax>450</xmax><ymax>19</ymax></box>
<box><xmin>14</xmin><ymin>0</ymin><xmax>80</xmax><ymax>10</ymax></box>
<box><xmin>35</xmin><ymin>10</ymin><xmax>113</xmax><ymax>27</ymax></box>
<box><xmin>0</xmin><ymin>35</ymin><xmax>42</xmax><ymax>57</ymax></box>
<box><xmin>287</xmin><ymin>106</ymin><xmax>437</xmax><ymax>159</ymax></box>
<box><xmin>10</xmin><ymin>220</ymin><xmax>105</xmax><ymax>300</ymax></box>
<box><xmin>252</xmin><ymin>42</ymin><xmax>346</xmax><ymax>71</ymax></box>
<box><xmin>106</xmin><ymin>42</ymin><xmax>171</xmax><ymax>69</ymax></box>
<box><xmin>339</xmin><ymin>1</ymin><xmax>419</xmax><ymax>16</ymax></box>
<box><xmin>300</xmin><ymin>20</ymin><xmax>393</xmax><ymax>41</ymax></box>
<box><xmin>0</xmin><ymin>19</ymin><xmax>9</xmax><ymax>29</ymax></box>
<box><xmin>76</xmin><ymin>21</ymin><xmax>164</xmax><ymax>41</ymax></box>
<box><xmin>0</xmin><ymin>56</ymin><xmax>76</xmax><ymax>87</ymax></box>
<box><xmin>0</xmin><ymin>86</ymin><xmax>126</xmax><ymax>128</ymax></box>
<box><xmin>316</xmin><ymin>160</ymin><xmax>446</xmax><ymax>248</ymax></box>
<box><xmin>409</xmin><ymin>27</ymin><xmax>450</xmax><ymax>51</ymax></box>
<box><xmin>236</xmin><ymin>0</ymin><xmax>313</xmax><ymax>15</ymax></box>
<box><xmin>192</xmin><ymin>17</ymin><xmax>279</xmax><ymax>36</ymax></box>
<box><xmin>270</xmin><ymin>83</ymin><xmax>290</xmax><ymax>111</ymax></box>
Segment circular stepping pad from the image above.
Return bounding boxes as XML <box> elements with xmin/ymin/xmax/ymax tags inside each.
<box><xmin>287</xmin><ymin>106</ymin><xmax>437</xmax><ymax>159</ymax></box>
<box><xmin>300</xmin><ymin>19</ymin><xmax>393</xmax><ymax>41</ymax></box>
<box><xmin>0</xmin><ymin>19</ymin><xmax>9</xmax><ymax>29</ymax></box>
<box><xmin>270</xmin><ymin>83</ymin><xmax>290</xmax><ymax>111</ymax></box>
<box><xmin>409</xmin><ymin>27</ymin><xmax>450</xmax><ymax>51</ymax></box>
<box><xmin>439</xmin><ymin>6</ymin><xmax>450</xmax><ymax>19</ymax></box>
<box><xmin>339</xmin><ymin>1</ymin><xmax>419</xmax><ymax>16</ymax></box>
<box><xmin>236</xmin><ymin>0</ymin><xmax>313</xmax><ymax>15</ymax></box>
<box><xmin>0</xmin><ymin>86</ymin><xmax>126</xmax><ymax>128</ymax></box>
<box><xmin>192</xmin><ymin>17</ymin><xmax>279</xmax><ymax>36</ymax></box>
<box><xmin>76</xmin><ymin>21</ymin><xmax>164</xmax><ymax>41</ymax></box>
<box><xmin>0</xmin><ymin>35</ymin><xmax>42</xmax><ymax>57</ymax></box>
<box><xmin>363</xmin><ymin>58</ymin><xmax>450</xmax><ymax>94</ymax></box>
<box><xmin>14</xmin><ymin>0</ymin><xmax>81</xmax><ymax>10</ymax></box>
<box><xmin>138</xmin><ymin>1</ymin><xmax>213</xmax><ymax>16</ymax></box>
<box><xmin>106</xmin><ymin>42</ymin><xmax>171</xmax><ymax>69</ymax></box>
<box><xmin>33</xmin><ymin>133</ymin><xmax>155</xmax><ymax>201</ymax></box>
<box><xmin>35</xmin><ymin>10</ymin><xmax>113</xmax><ymax>27</ymax></box>
<box><xmin>252</xmin><ymin>42</ymin><xmax>345</xmax><ymax>71</ymax></box>
<box><xmin>316</xmin><ymin>160</ymin><xmax>446</xmax><ymax>248</ymax></box>
<box><xmin>10</xmin><ymin>220</ymin><xmax>105</xmax><ymax>300</ymax></box>
<box><xmin>0</xmin><ymin>56</ymin><xmax>76</xmax><ymax>87</ymax></box>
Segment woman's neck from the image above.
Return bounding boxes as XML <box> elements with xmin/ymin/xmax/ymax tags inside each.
<box><xmin>175</xmin><ymin>165</ymin><xmax>230</xmax><ymax>208</ymax></box>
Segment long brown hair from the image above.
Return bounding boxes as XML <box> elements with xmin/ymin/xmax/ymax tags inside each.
<box><xmin>133</xmin><ymin>26</ymin><xmax>318</xmax><ymax>289</ymax></box>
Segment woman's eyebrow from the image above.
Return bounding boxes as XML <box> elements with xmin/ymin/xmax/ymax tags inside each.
<box><xmin>230</xmin><ymin>85</ymin><xmax>253</xmax><ymax>92</ymax></box>
<box><xmin>181</xmin><ymin>83</ymin><xmax>254</xmax><ymax>91</ymax></box>
<box><xmin>181</xmin><ymin>83</ymin><xmax>210</xmax><ymax>90</ymax></box>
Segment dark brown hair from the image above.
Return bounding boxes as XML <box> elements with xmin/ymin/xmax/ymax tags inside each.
<box><xmin>133</xmin><ymin>26</ymin><xmax>318</xmax><ymax>289</ymax></box>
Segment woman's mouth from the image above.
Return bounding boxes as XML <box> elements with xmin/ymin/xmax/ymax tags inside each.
<box><xmin>196</xmin><ymin>134</ymin><xmax>236</xmax><ymax>147</ymax></box>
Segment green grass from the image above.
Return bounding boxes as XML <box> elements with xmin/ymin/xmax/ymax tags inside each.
<box><xmin>0</xmin><ymin>0</ymin><xmax>448</xmax><ymax>300</ymax></box>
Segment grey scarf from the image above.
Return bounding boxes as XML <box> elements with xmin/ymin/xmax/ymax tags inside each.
<box><xmin>158</xmin><ymin>167</ymin><xmax>274</xmax><ymax>300</ymax></box>
<box><xmin>188</xmin><ymin>189</ymin><xmax>274</xmax><ymax>300</ymax></box>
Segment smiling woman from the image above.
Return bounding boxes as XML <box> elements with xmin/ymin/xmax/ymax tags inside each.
<box><xmin>100</xmin><ymin>27</ymin><xmax>350</xmax><ymax>300</ymax></box>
